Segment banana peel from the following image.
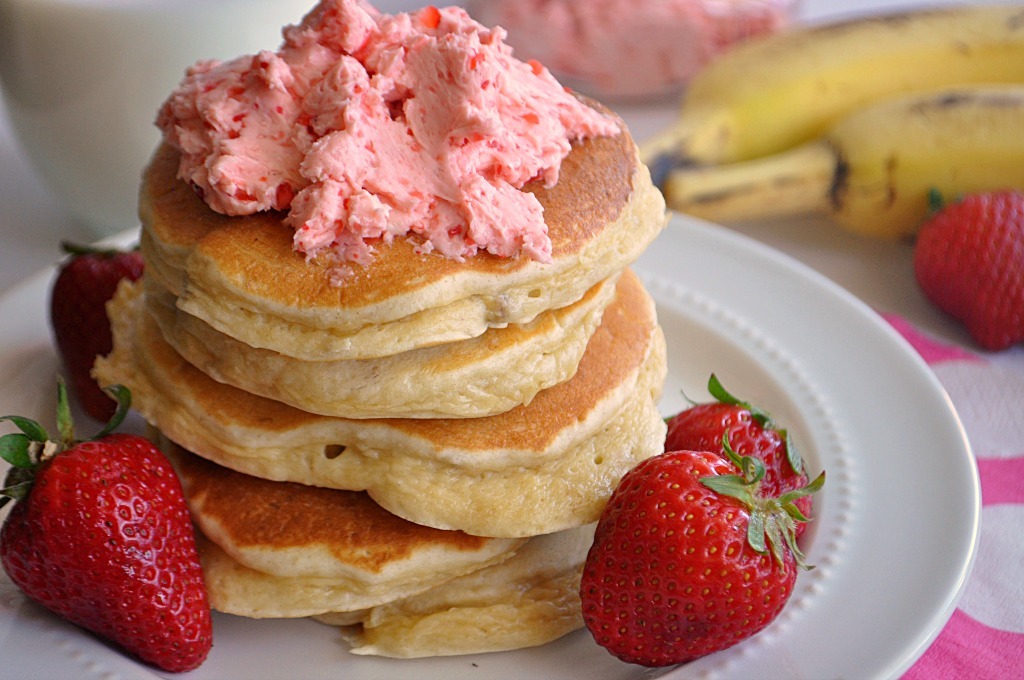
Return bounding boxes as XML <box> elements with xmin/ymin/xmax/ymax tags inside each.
<box><xmin>660</xmin><ymin>84</ymin><xmax>1024</xmax><ymax>239</ymax></box>
<box><xmin>641</xmin><ymin>4</ymin><xmax>1024</xmax><ymax>170</ymax></box>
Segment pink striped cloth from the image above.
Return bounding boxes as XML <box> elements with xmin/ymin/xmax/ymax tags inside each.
<box><xmin>882</xmin><ymin>315</ymin><xmax>1024</xmax><ymax>679</ymax></box>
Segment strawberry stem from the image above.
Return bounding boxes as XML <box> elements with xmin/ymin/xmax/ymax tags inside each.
<box><xmin>56</xmin><ymin>378</ymin><xmax>75</xmax><ymax>449</ymax></box>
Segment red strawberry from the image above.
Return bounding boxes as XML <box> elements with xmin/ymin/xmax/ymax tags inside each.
<box><xmin>665</xmin><ymin>374</ymin><xmax>813</xmax><ymax>534</ymax></box>
<box><xmin>913</xmin><ymin>190</ymin><xmax>1024</xmax><ymax>351</ymax></box>
<box><xmin>49</xmin><ymin>242</ymin><xmax>144</xmax><ymax>421</ymax></box>
<box><xmin>580</xmin><ymin>449</ymin><xmax>824</xmax><ymax>667</ymax></box>
<box><xmin>0</xmin><ymin>383</ymin><xmax>212</xmax><ymax>672</ymax></box>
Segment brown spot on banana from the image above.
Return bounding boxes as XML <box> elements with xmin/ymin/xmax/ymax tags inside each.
<box><xmin>884</xmin><ymin>155</ymin><xmax>899</xmax><ymax>210</ymax></box>
<box><xmin>910</xmin><ymin>90</ymin><xmax>1024</xmax><ymax>113</ymax></box>
<box><xmin>827</xmin><ymin>141</ymin><xmax>850</xmax><ymax>214</ymax></box>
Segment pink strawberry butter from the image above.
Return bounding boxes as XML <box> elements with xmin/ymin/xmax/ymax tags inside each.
<box><xmin>156</xmin><ymin>0</ymin><xmax>619</xmax><ymax>274</ymax></box>
<box><xmin>467</xmin><ymin>0</ymin><xmax>797</xmax><ymax>99</ymax></box>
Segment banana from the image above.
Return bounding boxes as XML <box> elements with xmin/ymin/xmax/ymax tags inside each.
<box><xmin>642</xmin><ymin>4</ymin><xmax>1024</xmax><ymax>174</ymax></box>
<box><xmin>661</xmin><ymin>84</ymin><xmax>1024</xmax><ymax>238</ymax></box>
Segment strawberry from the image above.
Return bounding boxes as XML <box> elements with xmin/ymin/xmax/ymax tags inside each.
<box><xmin>0</xmin><ymin>382</ymin><xmax>211</xmax><ymax>672</ymax></box>
<box><xmin>665</xmin><ymin>374</ymin><xmax>813</xmax><ymax>535</ymax></box>
<box><xmin>580</xmin><ymin>448</ymin><xmax>824</xmax><ymax>667</ymax></box>
<box><xmin>49</xmin><ymin>242</ymin><xmax>144</xmax><ymax>421</ymax></box>
<box><xmin>913</xmin><ymin>190</ymin><xmax>1024</xmax><ymax>351</ymax></box>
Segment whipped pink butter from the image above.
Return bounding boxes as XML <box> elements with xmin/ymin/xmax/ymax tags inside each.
<box><xmin>156</xmin><ymin>0</ymin><xmax>619</xmax><ymax>272</ymax></box>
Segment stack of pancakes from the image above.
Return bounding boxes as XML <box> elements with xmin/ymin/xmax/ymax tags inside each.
<box><xmin>95</xmin><ymin>118</ymin><xmax>669</xmax><ymax>658</ymax></box>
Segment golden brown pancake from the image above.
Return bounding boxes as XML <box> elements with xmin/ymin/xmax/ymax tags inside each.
<box><xmin>140</xmin><ymin>115</ymin><xmax>667</xmax><ymax>362</ymax></box>
<box><xmin>95</xmin><ymin>269</ymin><xmax>667</xmax><ymax>537</ymax></box>
<box><xmin>329</xmin><ymin>523</ymin><xmax>594</xmax><ymax>658</ymax></box>
<box><xmin>142</xmin><ymin>271</ymin><xmax>619</xmax><ymax>419</ymax></box>
<box><xmin>166</xmin><ymin>440</ymin><xmax>592</xmax><ymax>657</ymax></box>
<box><xmin>164</xmin><ymin>440</ymin><xmax>524</xmax><ymax>613</ymax></box>
<box><xmin>196</xmin><ymin>517</ymin><xmax>591</xmax><ymax>658</ymax></box>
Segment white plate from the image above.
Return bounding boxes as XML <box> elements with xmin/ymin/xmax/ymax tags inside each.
<box><xmin>0</xmin><ymin>215</ymin><xmax>979</xmax><ymax>679</ymax></box>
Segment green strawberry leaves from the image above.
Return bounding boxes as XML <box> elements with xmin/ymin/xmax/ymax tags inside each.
<box><xmin>700</xmin><ymin>432</ymin><xmax>825</xmax><ymax>571</ymax></box>
<box><xmin>706</xmin><ymin>373</ymin><xmax>804</xmax><ymax>476</ymax></box>
<box><xmin>94</xmin><ymin>384</ymin><xmax>131</xmax><ymax>439</ymax></box>
<box><xmin>0</xmin><ymin>433</ymin><xmax>34</xmax><ymax>469</ymax></box>
<box><xmin>707</xmin><ymin>373</ymin><xmax>773</xmax><ymax>426</ymax></box>
<box><xmin>0</xmin><ymin>414</ymin><xmax>49</xmax><ymax>508</ymax></box>
<box><xmin>1</xmin><ymin>415</ymin><xmax>48</xmax><ymax>443</ymax></box>
<box><xmin>0</xmin><ymin>379</ymin><xmax>133</xmax><ymax>508</ymax></box>
<box><xmin>60</xmin><ymin>240</ymin><xmax>140</xmax><ymax>260</ymax></box>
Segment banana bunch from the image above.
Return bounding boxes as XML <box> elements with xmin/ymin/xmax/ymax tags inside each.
<box><xmin>643</xmin><ymin>3</ymin><xmax>1024</xmax><ymax>166</ymax></box>
<box><xmin>662</xmin><ymin>84</ymin><xmax>1024</xmax><ymax>238</ymax></box>
<box><xmin>644</xmin><ymin>3</ymin><xmax>1024</xmax><ymax>237</ymax></box>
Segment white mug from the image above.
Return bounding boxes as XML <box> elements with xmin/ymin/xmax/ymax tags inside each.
<box><xmin>0</xmin><ymin>0</ymin><xmax>318</xmax><ymax>239</ymax></box>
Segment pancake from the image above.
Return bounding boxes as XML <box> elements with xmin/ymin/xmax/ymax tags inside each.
<box><xmin>139</xmin><ymin>115</ymin><xmax>667</xmax><ymax>362</ymax></box>
<box><xmin>199</xmin><ymin>522</ymin><xmax>592</xmax><ymax>657</ymax></box>
<box><xmin>165</xmin><ymin>441</ymin><xmax>525</xmax><ymax>615</ymax></box>
<box><xmin>332</xmin><ymin>524</ymin><xmax>594</xmax><ymax>658</ymax></box>
<box><xmin>95</xmin><ymin>269</ymin><xmax>667</xmax><ymax>537</ymax></box>
<box><xmin>143</xmin><ymin>271</ymin><xmax>618</xmax><ymax>419</ymax></box>
<box><xmin>168</xmin><ymin>439</ymin><xmax>591</xmax><ymax>657</ymax></box>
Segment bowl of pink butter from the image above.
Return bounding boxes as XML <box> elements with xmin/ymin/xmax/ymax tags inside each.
<box><xmin>466</xmin><ymin>0</ymin><xmax>798</xmax><ymax>101</ymax></box>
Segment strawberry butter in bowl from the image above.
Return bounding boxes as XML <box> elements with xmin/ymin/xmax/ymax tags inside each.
<box><xmin>466</xmin><ymin>0</ymin><xmax>798</xmax><ymax>100</ymax></box>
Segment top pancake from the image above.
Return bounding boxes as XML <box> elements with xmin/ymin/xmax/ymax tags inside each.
<box><xmin>140</xmin><ymin>115</ymin><xmax>667</xmax><ymax>361</ymax></box>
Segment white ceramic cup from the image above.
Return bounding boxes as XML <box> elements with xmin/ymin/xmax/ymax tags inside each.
<box><xmin>0</xmin><ymin>0</ymin><xmax>317</xmax><ymax>239</ymax></box>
